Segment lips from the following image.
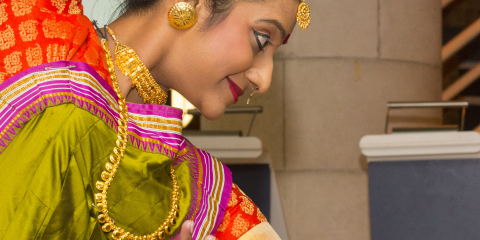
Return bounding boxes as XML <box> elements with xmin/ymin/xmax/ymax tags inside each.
<box><xmin>226</xmin><ymin>77</ymin><xmax>244</xmax><ymax>104</ymax></box>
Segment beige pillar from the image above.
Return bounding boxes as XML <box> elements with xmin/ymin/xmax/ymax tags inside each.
<box><xmin>202</xmin><ymin>0</ymin><xmax>442</xmax><ymax>239</ymax></box>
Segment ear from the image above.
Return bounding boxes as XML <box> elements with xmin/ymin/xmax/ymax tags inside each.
<box><xmin>190</xmin><ymin>0</ymin><xmax>211</xmax><ymax>29</ymax></box>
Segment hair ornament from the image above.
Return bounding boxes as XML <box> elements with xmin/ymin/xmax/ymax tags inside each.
<box><xmin>297</xmin><ymin>0</ymin><xmax>310</xmax><ymax>30</ymax></box>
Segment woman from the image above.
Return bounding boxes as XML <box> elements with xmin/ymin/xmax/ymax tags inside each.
<box><xmin>0</xmin><ymin>0</ymin><xmax>309</xmax><ymax>239</ymax></box>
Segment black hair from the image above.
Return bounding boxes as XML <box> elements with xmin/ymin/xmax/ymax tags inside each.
<box><xmin>118</xmin><ymin>0</ymin><xmax>238</xmax><ymax>27</ymax></box>
<box><xmin>119</xmin><ymin>0</ymin><xmax>159</xmax><ymax>13</ymax></box>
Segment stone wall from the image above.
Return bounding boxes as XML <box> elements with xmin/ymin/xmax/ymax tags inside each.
<box><xmin>201</xmin><ymin>0</ymin><xmax>443</xmax><ymax>239</ymax></box>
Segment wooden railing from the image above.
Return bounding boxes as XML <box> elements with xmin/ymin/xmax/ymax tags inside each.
<box><xmin>442</xmin><ymin>18</ymin><xmax>480</xmax><ymax>62</ymax></box>
<box><xmin>441</xmin><ymin>0</ymin><xmax>480</xmax><ymax>131</ymax></box>
<box><xmin>442</xmin><ymin>18</ymin><xmax>480</xmax><ymax>101</ymax></box>
<box><xmin>442</xmin><ymin>62</ymin><xmax>480</xmax><ymax>101</ymax></box>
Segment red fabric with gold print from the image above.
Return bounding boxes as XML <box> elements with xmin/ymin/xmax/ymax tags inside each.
<box><xmin>0</xmin><ymin>0</ymin><xmax>111</xmax><ymax>86</ymax></box>
<box><xmin>216</xmin><ymin>184</ymin><xmax>268</xmax><ymax>240</ymax></box>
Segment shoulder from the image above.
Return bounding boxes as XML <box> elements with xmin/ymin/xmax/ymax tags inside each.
<box><xmin>0</xmin><ymin>0</ymin><xmax>111</xmax><ymax>85</ymax></box>
<box><xmin>0</xmin><ymin>61</ymin><xmax>117</xmax><ymax>152</ymax></box>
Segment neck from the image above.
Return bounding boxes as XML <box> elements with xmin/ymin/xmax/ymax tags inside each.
<box><xmin>102</xmin><ymin>8</ymin><xmax>175</xmax><ymax>103</ymax></box>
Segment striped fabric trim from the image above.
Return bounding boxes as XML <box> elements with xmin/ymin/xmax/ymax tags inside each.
<box><xmin>171</xmin><ymin>140</ymin><xmax>232</xmax><ymax>240</ymax></box>
<box><xmin>0</xmin><ymin>61</ymin><xmax>185</xmax><ymax>157</ymax></box>
<box><xmin>192</xmin><ymin>148</ymin><xmax>233</xmax><ymax>240</ymax></box>
<box><xmin>0</xmin><ymin>61</ymin><xmax>233</xmax><ymax>239</ymax></box>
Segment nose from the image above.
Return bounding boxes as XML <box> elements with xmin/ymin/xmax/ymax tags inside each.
<box><xmin>244</xmin><ymin>54</ymin><xmax>274</xmax><ymax>94</ymax></box>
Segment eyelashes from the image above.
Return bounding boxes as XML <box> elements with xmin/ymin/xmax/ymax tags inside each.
<box><xmin>253</xmin><ymin>29</ymin><xmax>272</xmax><ymax>51</ymax></box>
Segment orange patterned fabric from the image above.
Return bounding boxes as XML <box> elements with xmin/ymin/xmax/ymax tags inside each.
<box><xmin>0</xmin><ymin>0</ymin><xmax>111</xmax><ymax>86</ymax></box>
<box><xmin>216</xmin><ymin>184</ymin><xmax>269</xmax><ymax>240</ymax></box>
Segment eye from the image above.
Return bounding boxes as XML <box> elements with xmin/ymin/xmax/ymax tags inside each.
<box><xmin>253</xmin><ymin>29</ymin><xmax>271</xmax><ymax>51</ymax></box>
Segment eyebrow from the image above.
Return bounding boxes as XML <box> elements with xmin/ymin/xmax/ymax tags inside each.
<box><xmin>257</xmin><ymin>19</ymin><xmax>287</xmax><ymax>40</ymax></box>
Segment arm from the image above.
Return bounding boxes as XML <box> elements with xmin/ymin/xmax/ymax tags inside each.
<box><xmin>215</xmin><ymin>184</ymin><xmax>281</xmax><ymax>240</ymax></box>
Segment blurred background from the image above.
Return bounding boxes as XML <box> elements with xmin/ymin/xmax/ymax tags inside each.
<box><xmin>84</xmin><ymin>0</ymin><xmax>480</xmax><ymax>239</ymax></box>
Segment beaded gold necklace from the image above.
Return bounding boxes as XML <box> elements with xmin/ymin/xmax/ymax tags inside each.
<box><xmin>96</xmin><ymin>32</ymin><xmax>180</xmax><ymax>240</ymax></box>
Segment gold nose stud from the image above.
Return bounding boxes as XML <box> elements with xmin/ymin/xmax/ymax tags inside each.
<box><xmin>247</xmin><ymin>85</ymin><xmax>259</xmax><ymax>105</ymax></box>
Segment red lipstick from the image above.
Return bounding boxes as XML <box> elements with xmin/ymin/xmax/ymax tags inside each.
<box><xmin>226</xmin><ymin>77</ymin><xmax>244</xmax><ymax>104</ymax></box>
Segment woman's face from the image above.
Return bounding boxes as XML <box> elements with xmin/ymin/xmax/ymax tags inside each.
<box><xmin>159</xmin><ymin>0</ymin><xmax>298</xmax><ymax>120</ymax></box>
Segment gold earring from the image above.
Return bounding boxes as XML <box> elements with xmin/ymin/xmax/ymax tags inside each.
<box><xmin>297</xmin><ymin>0</ymin><xmax>310</xmax><ymax>30</ymax></box>
<box><xmin>168</xmin><ymin>2</ymin><xmax>197</xmax><ymax>30</ymax></box>
<box><xmin>106</xmin><ymin>27</ymin><xmax>168</xmax><ymax>105</ymax></box>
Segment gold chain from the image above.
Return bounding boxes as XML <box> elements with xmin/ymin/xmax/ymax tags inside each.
<box><xmin>106</xmin><ymin>26</ymin><xmax>168</xmax><ymax>105</ymax></box>
<box><xmin>97</xmin><ymin>36</ymin><xmax>180</xmax><ymax>240</ymax></box>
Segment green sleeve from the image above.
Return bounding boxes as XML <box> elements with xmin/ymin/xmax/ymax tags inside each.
<box><xmin>0</xmin><ymin>103</ymin><xmax>191</xmax><ymax>240</ymax></box>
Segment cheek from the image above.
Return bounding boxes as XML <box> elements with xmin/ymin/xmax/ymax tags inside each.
<box><xmin>207</xmin><ymin>28</ymin><xmax>254</xmax><ymax>75</ymax></box>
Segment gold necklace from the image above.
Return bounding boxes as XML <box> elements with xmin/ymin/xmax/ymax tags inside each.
<box><xmin>106</xmin><ymin>26</ymin><xmax>168</xmax><ymax>105</ymax></box>
<box><xmin>96</xmin><ymin>35</ymin><xmax>180</xmax><ymax>240</ymax></box>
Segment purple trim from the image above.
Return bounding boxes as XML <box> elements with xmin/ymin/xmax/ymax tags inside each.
<box><xmin>213</xmin><ymin>163</ymin><xmax>232</xmax><ymax>232</ymax></box>
<box><xmin>0</xmin><ymin>61</ymin><xmax>116</xmax><ymax>97</ymax></box>
<box><xmin>0</xmin><ymin>61</ymin><xmax>233</xmax><ymax>239</ymax></box>
<box><xmin>0</xmin><ymin>61</ymin><xmax>183</xmax><ymax>157</ymax></box>
<box><xmin>191</xmin><ymin>148</ymin><xmax>232</xmax><ymax>239</ymax></box>
<box><xmin>127</xmin><ymin>102</ymin><xmax>183</xmax><ymax>120</ymax></box>
<box><xmin>193</xmin><ymin>150</ymin><xmax>211</xmax><ymax>238</ymax></box>
<box><xmin>172</xmin><ymin>141</ymin><xmax>201</xmax><ymax>221</ymax></box>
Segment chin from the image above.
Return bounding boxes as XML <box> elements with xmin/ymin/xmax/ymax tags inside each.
<box><xmin>197</xmin><ymin>105</ymin><xmax>226</xmax><ymax>121</ymax></box>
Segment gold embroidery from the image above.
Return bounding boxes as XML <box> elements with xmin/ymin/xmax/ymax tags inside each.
<box><xmin>0</xmin><ymin>92</ymin><xmax>76</xmax><ymax>145</ymax></box>
<box><xmin>239</xmin><ymin>196</ymin><xmax>254</xmax><ymax>215</ymax></box>
<box><xmin>68</xmin><ymin>0</ymin><xmax>81</xmax><ymax>14</ymax></box>
<box><xmin>26</xmin><ymin>44</ymin><xmax>43</xmax><ymax>67</ymax></box>
<box><xmin>129</xmin><ymin>115</ymin><xmax>182</xmax><ymax>126</ymax></box>
<box><xmin>231</xmin><ymin>214</ymin><xmax>249</xmax><ymax>238</ymax></box>
<box><xmin>228</xmin><ymin>191</ymin><xmax>238</xmax><ymax>207</ymax></box>
<box><xmin>0</xmin><ymin>25</ymin><xmax>15</xmax><ymax>50</ymax></box>
<box><xmin>128</xmin><ymin>131</ymin><xmax>181</xmax><ymax>154</ymax></box>
<box><xmin>129</xmin><ymin>121</ymin><xmax>182</xmax><ymax>133</ymax></box>
<box><xmin>217</xmin><ymin>211</ymin><xmax>231</xmax><ymax>232</ymax></box>
<box><xmin>257</xmin><ymin>209</ymin><xmax>267</xmax><ymax>223</ymax></box>
<box><xmin>42</xmin><ymin>19</ymin><xmax>74</xmax><ymax>39</ymax></box>
<box><xmin>19</xmin><ymin>20</ymin><xmax>38</xmax><ymax>42</ymax></box>
<box><xmin>51</xmin><ymin>0</ymin><xmax>67</xmax><ymax>13</ymax></box>
<box><xmin>42</xmin><ymin>19</ymin><xmax>57</xmax><ymax>38</ymax></box>
<box><xmin>0</xmin><ymin>71</ymin><xmax>116</xmax><ymax>114</ymax></box>
<box><xmin>0</xmin><ymin>70</ymin><xmax>184</xmax><ymax>156</ymax></box>
<box><xmin>4</xmin><ymin>51</ymin><xmax>22</xmax><ymax>75</ymax></box>
<box><xmin>46</xmin><ymin>43</ymin><xmax>67</xmax><ymax>62</ymax></box>
<box><xmin>192</xmin><ymin>145</ymin><xmax>203</xmax><ymax>220</ymax></box>
<box><xmin>0</xmin><ymin>3</ymin><xmax>8</xmax><ymax>26</ymax></box>
<box><xmin>0</xmin><ymin>72</ymin><xmax>7</xmax><ymax>84</ymax></box>
<box><xmin>40</xmin><ymin>8</ymin><xmax>52</xmax><ymax>13</ymax></box>
<box><xmin>83</xmin><ymin>47</ymin><xmax>99</xmax><ymax>66</ymax></box>
<box><xmin>11</xmin><ymin>0</ymin><xmax>36</xmax><ymax>17</ymax></box>
<box><xmin>198</xmin><ymin>158</ymin><xmax>225</xmax><ymax>239</ymax></box>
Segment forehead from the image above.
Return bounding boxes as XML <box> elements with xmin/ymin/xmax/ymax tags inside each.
<box><xmin>232</xmin><ymin>0</ymin><xmax>298</xmax><ymax>34</ymax></box>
